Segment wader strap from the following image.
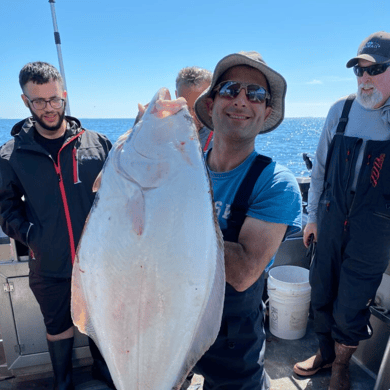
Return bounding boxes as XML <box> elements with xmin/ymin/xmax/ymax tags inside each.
<box><xmin>222</xmin><ymin>154</ymin><xmax>272</xmax><ymax>242</ymax></box>
<box><xmin>323</xmin><ymin>94</ymin><xmax>356</xmax><ymax>182</ymax></box>
<box><xmin>336</xmin><ymin>94</ymin><xmax>356</xmax><ymax>134</ymax></box>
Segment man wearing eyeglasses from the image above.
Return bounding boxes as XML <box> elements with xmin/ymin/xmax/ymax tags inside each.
<box><xmin>180</xmin><ymin>52</ymin><xmax>302</xmax><ymax>390</ymax></box>
<box><xmin>0</xmin><ymin>61</ymin><xmax>114</xmax><ymax>389</ymax></box>
<box><xmin>294</xmin><ymin>31</ymin><xmax>390</xmax><ymax>390</ymax></box>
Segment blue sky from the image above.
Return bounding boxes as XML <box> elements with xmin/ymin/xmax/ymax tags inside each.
<box><xmin>0</xmin><ymin>0</ymin><xmax>388</xmax><ymax>119</ymax></box>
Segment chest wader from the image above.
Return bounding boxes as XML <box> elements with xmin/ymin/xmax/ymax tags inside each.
<box><xmin>195</xmin><ymin>155</ymin><xmax>271</xmax><ymax>390</ymax></box>
<box><xmin>310</xmin><ymin>95</ymin><xmax>390</xmax><ymax>363</ymax></box>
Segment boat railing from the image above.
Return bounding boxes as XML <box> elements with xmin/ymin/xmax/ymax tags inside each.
<box><xmin>0</xmin><ymin>229</ymin><xmax>91</xmax><ymax>380</ymax></box>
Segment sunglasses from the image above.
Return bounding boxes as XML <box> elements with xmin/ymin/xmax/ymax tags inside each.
<box><xmin>213</xmin><ymin>81</ymin><xmax>270</xmax><ymax>103</ymax></box>
<box><xmin>353</xmin><ymin>62</ymin><xmax>390</xmax><ymax>77</ymax></box>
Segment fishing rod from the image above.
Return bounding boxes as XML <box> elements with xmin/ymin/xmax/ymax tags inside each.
<box><xmin>48</xmin><ymin>0</ymin><xmax>71</xmax><ymax>116</ymax></box>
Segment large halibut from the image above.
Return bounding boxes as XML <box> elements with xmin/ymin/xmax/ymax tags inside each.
<box><xmin>71</xmin><ymin>88</ymin><xmax>225</xmax><ymax>390</ymax></box>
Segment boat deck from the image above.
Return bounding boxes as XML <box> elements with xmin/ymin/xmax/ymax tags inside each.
<box><xmin>188</xmin><ymin>317</ymin><xmax>376</xmax><ymax>390</ymax></box>
<box><xmin>263</xmin><ymin>318</ymin><xmax>375</xmax><ymax>390</ymax></box>
<box><xmin>0</xmin><ymin>318</ymin><xmax>376</xmax><ymax>390</ymax></box>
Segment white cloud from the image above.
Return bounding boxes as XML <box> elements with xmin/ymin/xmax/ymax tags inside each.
<box><xmin>307</xmin><ymin>79</ymin><xmax>323</xmax><ymax>85</ymax></box>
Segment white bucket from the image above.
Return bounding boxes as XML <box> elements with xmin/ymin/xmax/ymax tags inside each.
<box><xmin>267</xmin><ymin>265</ymin><xmax>311</xmax><ymax>340</ymax></box>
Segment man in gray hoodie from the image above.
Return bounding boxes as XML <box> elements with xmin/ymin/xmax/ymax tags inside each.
<box><xmin>294</xmin><ymin>31</ymin><xmax>390</xmax><ymax>390</ymax></box>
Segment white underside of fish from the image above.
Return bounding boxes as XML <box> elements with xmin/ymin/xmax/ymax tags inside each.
<box><xmin>71</xmin><ymin>88</ymin><xmax>225</xmax><ymax>390</ymax></box>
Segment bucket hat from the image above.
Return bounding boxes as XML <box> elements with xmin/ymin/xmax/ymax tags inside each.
<box><xmin>346</xmin><ymin>31</ymin><xmax>390</xmax><ymax>68</ymax></box>
<box><xmin>194</xmin><ymin>51</ymin><xmax>287</xmax><ymax>134</ymax></box>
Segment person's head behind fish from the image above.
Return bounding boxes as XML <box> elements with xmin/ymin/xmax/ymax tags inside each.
<box><xmin>175</xmin><ymin>66</ymin><xmax>212</xmax><ymax>131</ymax></box>
<box><xmin>195</xmin><ymin>51</ymin><xmax>287</xmax><ymax>135</ymax></box>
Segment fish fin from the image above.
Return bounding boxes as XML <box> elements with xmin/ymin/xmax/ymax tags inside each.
<box><xmin>71</xmin><ymin>254</ymin><xmax>93</xmax><ymax>336</ymax></box>
<box><xmin>92</xmin><ymin>171</ymin><xmax>102</xmax><ymax>192</ymax></box>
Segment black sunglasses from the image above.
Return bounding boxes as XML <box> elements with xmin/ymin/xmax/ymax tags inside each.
<box><xmin>213</xmin><ymin>81</ymin><xmax>270</xmax><ymax>104</ymax></box>
<box><xmin>353</xmin><ymin>62</ymin><xmax>390</xmax><ymax>77</ymax></box>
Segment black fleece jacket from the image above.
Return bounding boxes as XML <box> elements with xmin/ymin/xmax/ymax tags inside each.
<box><xmin>0</xmin><ymin>116</ymin><xmax>112</xmax><ymax>277</ymax></box>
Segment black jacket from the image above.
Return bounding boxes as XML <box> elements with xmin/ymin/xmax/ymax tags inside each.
<box><xmin>0</xmin><ymin>116</ymin><xmax>112</xmax><ymax>277</ymax></box>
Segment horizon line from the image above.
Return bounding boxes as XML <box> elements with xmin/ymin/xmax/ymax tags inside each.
<box><xmin>0</xmin><ymin>116</ymin><xmax>327</xmax><ymax>120</ymax></box>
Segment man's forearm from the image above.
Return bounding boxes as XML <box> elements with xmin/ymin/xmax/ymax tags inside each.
<box><xmin>224</xmin><ymin>218</ymin><xmax>288</xmax><ymax>292</ymax></box>
<box><xmin>224</xmin><ymin>241</ymin><xmax>270</xmax><ymax>293</ymax></box>
<box><xmin>306</xmin><ymin>179</ymin><xmax>322</xmax><ymax>224</ymax></box>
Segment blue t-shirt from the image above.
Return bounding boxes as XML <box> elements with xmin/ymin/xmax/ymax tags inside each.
<box><xmin>207</xmin><ymin>150</ymin><xmax>302</xmax><ymax>268</ymax></box>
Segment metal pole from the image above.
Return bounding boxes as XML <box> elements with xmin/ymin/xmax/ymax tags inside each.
<box><xmin>48</xmin><ymin>0</ymin><xmax>71</xmax><ymax>116</ymax></box>
<box><xmin>374</xmin><ymin>334</ymin><xmax>390</xmax><ymax>390</ymax></box>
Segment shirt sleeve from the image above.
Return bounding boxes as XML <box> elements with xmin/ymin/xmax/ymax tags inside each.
<box><xmin>247</xmin><ymin>162</ymin><xmax>302</xmax><ymax>237</ymax></box>
<box><xmin>0</xmin><ymin>155</ymin><xmax>30</xmax><ymax>245</ymax></box>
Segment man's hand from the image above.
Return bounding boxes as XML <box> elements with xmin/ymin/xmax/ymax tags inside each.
<box><xmin>303</xmin><ymin>222</ymin><xmax>317</xmax><ymax>248</ymax></box>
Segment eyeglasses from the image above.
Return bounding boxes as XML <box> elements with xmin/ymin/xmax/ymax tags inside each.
<box><xmin>213</xmin><ymin>81</ymin><xmax>271</xmax><ymax>104</ymax></box>
<box><xmin>24</xmin><ymin>96</ymin><xmax>65</xmax><ymax>110</ymax></box>
<box><xmin>353</xmin><ymin>62</ymin><xmax>390</xmax><ymax>77</ymax></box>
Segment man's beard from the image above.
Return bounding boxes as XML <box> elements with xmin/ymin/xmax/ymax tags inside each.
<box><xmin>29</xmin><ymin>104</ymin><xmax>66</xmax><ymax>132</ymax></box>
<box><xmin>356</xmin><ymin>83</ymin><xmax>383</xmax><ymax>109</ymax></box>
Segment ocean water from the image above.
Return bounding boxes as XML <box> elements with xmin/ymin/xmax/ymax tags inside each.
<box><xmin>0</xmin><ymin>117</ymin><xmax>324</xmax><ymax>177</ymax></box>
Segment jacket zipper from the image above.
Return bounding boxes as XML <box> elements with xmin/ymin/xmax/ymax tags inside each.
<box><xmin>54</xmin><ymin>131</ymin><xmax>85</xmax><ymax>265</ymax></box>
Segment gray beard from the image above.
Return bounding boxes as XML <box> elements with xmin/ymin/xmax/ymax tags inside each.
<box><xmin>356</xmin><ymin>84</ymin><xmax>383</xmax><ymax>109</ymax></box>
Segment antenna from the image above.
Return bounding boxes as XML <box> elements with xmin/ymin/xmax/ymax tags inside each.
<box><xmin>48</xmin><ymin>0</ymin><xmax>71</xmax><ymax>116</ymax></box>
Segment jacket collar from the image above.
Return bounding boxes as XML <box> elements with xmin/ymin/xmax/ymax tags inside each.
<box><xmin>11</xmin><ymin>116</ymin><xmax>83</xmax><ymax>142</ymax></box>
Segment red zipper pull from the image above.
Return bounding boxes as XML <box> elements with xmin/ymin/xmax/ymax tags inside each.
<box><xmin>344</xmin><ymin>219</ymin><xmax>348</xmax><ymax>231</ymax></box>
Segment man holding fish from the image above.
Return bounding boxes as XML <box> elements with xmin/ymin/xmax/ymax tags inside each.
<box><xmin>70</xmin><ymin>51</ymin><xmax>301</xmax><ymax>390</ymax></box>
<box><xmin>187</xmin><ymin>51</ymin><xmax>302</xmax><ymax>389</ymax></box>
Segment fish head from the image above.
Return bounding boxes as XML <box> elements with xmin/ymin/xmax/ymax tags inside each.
<box><xmin>124</xmin><ymin>88</ymin><xmax>200</xmax><ymax>161</ymax></box>
<box><xmin>110</xmin><ymin>88</ymin><xmax>204</xmax><ymax>192</ymax></box>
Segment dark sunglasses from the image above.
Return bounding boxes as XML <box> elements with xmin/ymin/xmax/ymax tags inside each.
<box><xmin>213</xmin><ymin>81</ymin><xmax>270</xmax><ymax>103</ymax></box>
<box><xmin>353</xmin><ymin>62</ymin><xmax>390</xmax><ymax>77</ymax></box>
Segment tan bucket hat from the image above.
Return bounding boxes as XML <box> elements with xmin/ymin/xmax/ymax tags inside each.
<box><xmin>194</xmin><ymin>51</ymin><xmax>287</xmax><ymax>134</ymax></box>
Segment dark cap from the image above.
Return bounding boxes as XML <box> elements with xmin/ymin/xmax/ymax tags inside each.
<box><xmin>346</xmin><ymin>31</ymin><xmax>390</xmax><ymax>68</ymax></box>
